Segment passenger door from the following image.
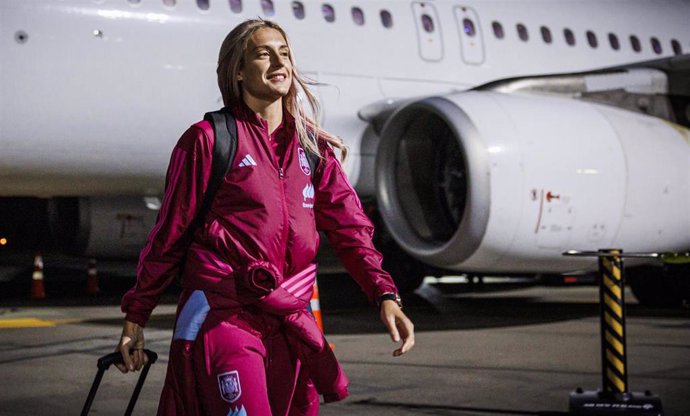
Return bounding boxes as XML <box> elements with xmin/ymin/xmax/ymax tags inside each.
<box><xmin>454</xmin><ymin>6</ymin><xmax>485</xmax><ymax>65</ymax></box>
<box><xmin>412</xmin><ymin>2</ymin><xmax>443</xmax><ymax>62</ymax></box>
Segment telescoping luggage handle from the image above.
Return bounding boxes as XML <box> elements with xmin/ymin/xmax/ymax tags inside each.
<box><xmin>80</xmin><ymin>349</ymin><xmax>158</xmax><ymax>416</ymax></box>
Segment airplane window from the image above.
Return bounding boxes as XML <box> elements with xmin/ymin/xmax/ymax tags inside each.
<box><xmin>163</xmin><ymin>0</ymin><xmax>176</xmax><ymax>6</ymax></box>
<box><xmin>630</xmin><ymin>35</ymin><xmax>641</xmax><ymax>52</ymax></box>
<box><xmin>564</xmin><ymin>28</ymin><xmax>575</xmax><ymax>46</ymax></box>
<box><xmin>322</xmin><ymin>4</ymin><xmax>335</xmax><ymax>22</ymax></box>
<box><xmin>197</xmin><ymin>0</ymin><xmax>209</xmax><ymax>10</ymax></box>
<box><xmin>292</xmin><ymin>1</ymin><xmax>305</xmax><ymax>19</ymax></box>
<box><xmin>540</xmin><ymin>26</ymin><xmax>552</xmax><ymax>44</ymax></box>
<box><xmin>463</xmin><ymin>19</ymin><xmax>476</xmax><ymax>37</ymax></box>
<box><xmin>261</xmin><ymin>0</ymin><xmax>275</xmax><ymax>16</ymax></box>
<box><xmin>421</xmin><ymin>14</ymin><xmax>435</xmax><ymax>33</ymax></box>
<box><xmin>650</xmin><ymin>37</ymin><xmax>662</xmax><ymax>54</ymax></box>
<box><xmin>352</xmin><ymin>7</ymin><xmax>365</xmax><ymax>25</ymax></box>
<box><xmin>586</xmin><ymin>30</ymin><xmax>598</xmax><ymax>48</ymax></box>
<box><xmin>608</xmin><ymin>33</ymin><xmax>620</xmax><ymax>50</ymax></box>
<box><xmin>671</xmin><ymin>39</ymin><xmax>682</xmax><ymax>55</ymax></box>
<box><xmin>492</xmin><ymin>21</ymin><xmax>504</xmax><ymax>39</ymax></box>
<box><xmin>516</xmin><ymin>24</ymin><xmax>528</xmax><ymax>41</ymax></box>
<box><xmin>380</xmin><ymin>10</ymin><xmax>393</xmax><ymax>28</ymax></box>
<box><xmin>230</xmin><ymin>0</ymin><xmax>242</xmax><ymax>13</ymax></box>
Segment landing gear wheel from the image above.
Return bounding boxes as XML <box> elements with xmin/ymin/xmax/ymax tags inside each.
<box><xmin>627</xmin><ymin>266</ymin><xmax>684</xmax><ymax>307</ymax></box>
<box><xmin>381</xmin><ymin>247</ymin><xmax>426</xmax><ymax>294</ymax></box>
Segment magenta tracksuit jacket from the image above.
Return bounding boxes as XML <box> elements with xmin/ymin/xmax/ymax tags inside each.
<box><xmin>121</xmin><ymin>104</ymin><xmax>397</xmax><ymax>415</ymax></box>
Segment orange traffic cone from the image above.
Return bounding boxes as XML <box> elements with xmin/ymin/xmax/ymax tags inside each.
<box><xmin>310</xmin><ymin>280</ymin><xmax>324</xmax><ymax>332</ymax></box>
<box><xmin>31</xmin><ymin>252</ymin><xmax>46</xmax><ymax>300</ymax></box>
<box><xmin>86</xmin><ymin>258</ymin><xmax>99</xmax><ymax>295</ymax></box>
<box><xmin>310</xmin><ymin>278</ymin><xmax>334</xmax><ymax>349</ymax></box>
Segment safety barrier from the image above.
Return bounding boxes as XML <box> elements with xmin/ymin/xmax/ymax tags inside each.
<box><xmin>563</xmin><ymin>249</ymin><xmax>663</xmax><ymax>416</ymax></box>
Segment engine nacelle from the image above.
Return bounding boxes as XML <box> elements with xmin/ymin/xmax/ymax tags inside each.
<box><xmin>376</xmin><ymin>91</ymin><xmax>690</xmax><ymax>273</ymax></box>
<box><xmin>48</xmin><ymin>197</ymin><xmax>158</xmax><ymax>258</ymax></box>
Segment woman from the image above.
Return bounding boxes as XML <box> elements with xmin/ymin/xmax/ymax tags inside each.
<box><xmin>116</xmin><ymin>19</ymin><xmax>414</xmax><ymax>416</ymax></box>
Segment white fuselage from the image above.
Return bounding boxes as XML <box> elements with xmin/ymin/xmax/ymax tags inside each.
<box><xmin>2</xmin><ymin>0</ymin><xmax>688</xmax><ymax>196</ymax></box>
<box><xmin>1</xmin><ymin>0</ymin><xmax>689</xmax><ymax>271</ymax></box>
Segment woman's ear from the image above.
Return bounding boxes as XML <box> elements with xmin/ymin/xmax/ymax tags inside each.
<box><xmin>237</xmin><ymin>70</ymin><xmax>244</xmax><ymax>82</ymax></box>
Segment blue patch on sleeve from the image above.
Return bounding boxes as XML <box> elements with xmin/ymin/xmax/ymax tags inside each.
<box><xmin>173</xmin><ymin>290</ymin><xmax>210</xmax><ymax>341</ymax></box>
<box><xmin>227</xmin><ymin>405</ymin><xmax>247</xmax><ymax>416</ymax></box>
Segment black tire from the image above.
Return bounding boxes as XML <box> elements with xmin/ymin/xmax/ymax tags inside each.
<box><xmin>367</xmin><ymin>202</ymin><xmax>427</xmax><ymax>294</ymax></box>
<box><xmin>381</xmin><ymin>246</ymin><xmax>426</xmax><ymax>294</ymax></box>
<box><xmin>627</xmin><ymin>265</ymin><xmax>684</xmax><ymax>307</ymax></box>
<box><xmin>317</xmin><ymin>272</ymin><xmax>370</xmax><ymax>309</ymax></box>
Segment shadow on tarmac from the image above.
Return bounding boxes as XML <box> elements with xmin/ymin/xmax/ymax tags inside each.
<box><xmin>64</xmin><ymin>286</ymin><xmax>690</xmax><ymax>337</ymax></box>
<box><xmin>2</xmin><ymin>266</ymin><xmax>687</xmax><ymax>335</ymax></box>
<box><xmin>318</xmin><ymin>287</ymin><xmax>690</xmax><ymax>335</ymax></box>
<box><xmin>352</xmin><ymin>398</ymin><xmax>569</xmax><ymax>415</ymax></box>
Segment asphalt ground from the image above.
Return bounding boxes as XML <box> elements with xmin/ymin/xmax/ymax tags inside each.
<box><xmin>0</xmin><ymin>271</ymin><xmax>689</xmax><ymax>416</ymax></box>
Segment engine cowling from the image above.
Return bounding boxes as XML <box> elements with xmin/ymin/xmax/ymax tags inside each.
<box><xmin>375</xmin><ymin>91</ymin><xmax>690</xmax><ymax>273</ymax></box>
<box><xmin>48</xmin><ymin>197</ymin><xmax>159</xmax><ymax>258</ymax></box>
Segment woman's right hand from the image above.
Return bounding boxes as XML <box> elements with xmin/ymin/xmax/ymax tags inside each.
<box><xmin>115</xmin><ymin>320</ymin><xmax>148</xmax><ymax>373</ymax></box>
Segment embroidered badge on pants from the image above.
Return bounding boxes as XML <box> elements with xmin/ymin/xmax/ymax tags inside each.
<box><xmin>218</xmin><ymin>370</ymin><xmax>242</xmax><ymax>403</ymax></box>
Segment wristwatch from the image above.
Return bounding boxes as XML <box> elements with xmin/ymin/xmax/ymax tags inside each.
<box><xmin>378</xmin><ymin>292</ymin><xmax>403</xmax><ymax>309</ymax></box>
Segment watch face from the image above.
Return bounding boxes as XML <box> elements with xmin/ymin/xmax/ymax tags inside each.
<box><xmin>394</xmin><ymin>294</ymin><xmax>403</xmax><ymax>308</ymax></box>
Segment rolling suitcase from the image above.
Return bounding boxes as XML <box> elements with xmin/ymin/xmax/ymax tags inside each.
<box><xmin>80</xmin><ymin>349</ymin><xmax>158</xmax><ymax>416</ymax></box>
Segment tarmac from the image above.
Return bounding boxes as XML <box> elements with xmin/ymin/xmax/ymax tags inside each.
<box><xmin>1</xmin><ymin>279</ymin><xmax>689</xmax><ymax>415</ymax></box>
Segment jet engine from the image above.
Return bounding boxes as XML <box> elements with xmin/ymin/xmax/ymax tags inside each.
<box><xmin>375</xmin><ymin>91</ymin><xmax>690</xmax><ymax>273</ymax></box>
<box><xmin>48</xmin><ymin>197</ymin><xmax>159</xmax><ymax>258</ymax></box>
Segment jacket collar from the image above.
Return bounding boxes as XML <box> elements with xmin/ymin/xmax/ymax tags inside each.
<box><xmin>233</xmin><ymin>101</ymin><xmax>296</xmax><ymax>132</ymax></box>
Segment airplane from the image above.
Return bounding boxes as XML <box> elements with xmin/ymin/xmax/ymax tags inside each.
<box><xmin>1</xmin><ymin>0</ymin><xmax>689</xmax><ymax>305</ymax></box>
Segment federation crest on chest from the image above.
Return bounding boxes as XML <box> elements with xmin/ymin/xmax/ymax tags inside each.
<box><xmin>218</xmin><ymin>370</ymin><xmax>242</xmax><ymax>403</ymax></box>
<box><xmin>298</xmin><ymin>148</ymin><xmax>311</xmax><ymax>176</ymax></box>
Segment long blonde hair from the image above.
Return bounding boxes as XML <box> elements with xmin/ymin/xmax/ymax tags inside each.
<box><xmin>217</xmin><ymin>19</ymin><xmax>347</xmax><ymax>162</ymax></box>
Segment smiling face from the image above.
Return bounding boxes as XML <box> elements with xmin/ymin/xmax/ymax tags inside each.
<box><xmin>238</xmin><ymin>28</ymin><xmax>293</xmax><ymax>106</ymax></box>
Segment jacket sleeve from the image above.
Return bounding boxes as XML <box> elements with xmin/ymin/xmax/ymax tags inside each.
<box><xmin>121</xmin><ymin>125</ymin><xmax>213</xmax><ymax>326</ymax></box>
<box><xmin>314</xmin><ymin>147</ymin><xmax>398</xmax><ymax>304</ymax></box>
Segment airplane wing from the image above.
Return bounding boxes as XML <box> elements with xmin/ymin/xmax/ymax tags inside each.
<box><xmin>473</xmin><ymin>54</ymin><xmax>690</xmax><ymax>125</ymax></box>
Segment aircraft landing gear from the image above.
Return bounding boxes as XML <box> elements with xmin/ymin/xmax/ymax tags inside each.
<box><xmin>627</xmin><ymin>264</ymin><xmax>690</xmax><ymax>307</ymax></box>
<box><xmin>380</xmin><ymin>243</ymin><xmax>426</xmax><ymax>294</ymax></box>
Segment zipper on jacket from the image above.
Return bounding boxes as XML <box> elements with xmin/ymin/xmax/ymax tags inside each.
<box><xmin>278</xmin><ymin>168</ymin><xmax>290</xmax><ymax>276</ymax></box>
<box><xmin>264</xmin><ymin>122</ymin><xmax>289</xmax><ymax>275</ymax></box>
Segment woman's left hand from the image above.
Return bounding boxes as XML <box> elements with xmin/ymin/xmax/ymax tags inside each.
<box><xmin>380</xmin><ymin>300</ymin><xmax>415</xmax><ymax>357</ymax></box>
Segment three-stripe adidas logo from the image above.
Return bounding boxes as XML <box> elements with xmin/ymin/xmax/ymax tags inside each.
<box><xmin>281</xmin><ymin>263</ymin><xmax>317</xmax><ymax>299</ymax></box>
<box><xmin>238</xmin><ymin>154</ymin><xmax>257</xmax><ymax>168</ymax></box>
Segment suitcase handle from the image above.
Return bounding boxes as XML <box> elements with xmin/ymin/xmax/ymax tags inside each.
<box><xmin>81</xmin><ymin>349</ymin><xmax>158</xmax><ymax>416</ymax></box>
<box><xmin>98</xmin><ymin>349</ymin><xmax>158</xmax><ymax>370</ymax></box>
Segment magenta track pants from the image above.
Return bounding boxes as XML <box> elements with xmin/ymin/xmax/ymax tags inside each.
<box><xmin>157</xmin><ymin>290</ymin><xmax>320</xmax><ymax>416</ymax></box>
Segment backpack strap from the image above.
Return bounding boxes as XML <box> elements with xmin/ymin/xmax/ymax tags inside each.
<box><xmin>194</xmin><ymin>108</ymin><xmax>237</xmax><ymax>228</ymax></box>
<box><xmin>304</xmin><ymin>134</ymin><xmax>322</xmax><ymax>178</ymax></box>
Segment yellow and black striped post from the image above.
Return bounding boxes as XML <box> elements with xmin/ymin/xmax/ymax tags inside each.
<box><xmin>564</xmin><ymin>248</ymin><xmax>664</xmax><ymax>415</ymax></box>
<box><xmin>597</xmin><ymin>249</ymin><xmax>627</xmax><ymax>395</ymax></box>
